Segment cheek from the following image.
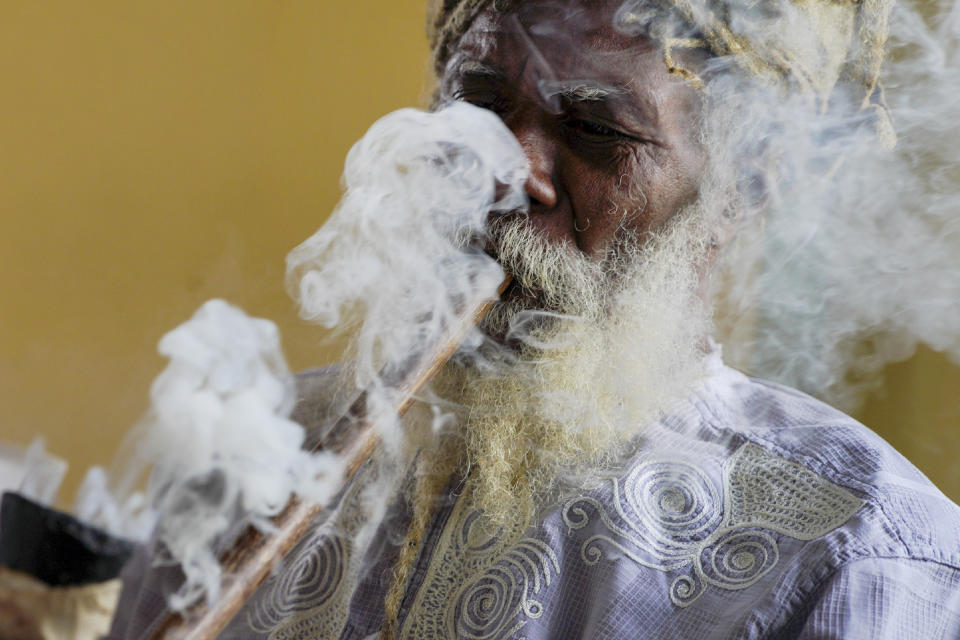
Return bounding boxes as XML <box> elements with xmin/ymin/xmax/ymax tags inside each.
<box><xmin>582</xmin><ymin>145</ymin><xmax>704</xmax><ymax>249</ymax></box>
<box><xmin>569</xmin><ymin>143</ymin><xmax>648</xmax><ymax>205</ymax></box>
<box><xmin>560</xmin><ymin>137</ymin><xmax>705</xmax><ymax>256</ymax></box>
<box><xmin>626</xmin><ymin>143</ymin><xmax>704</xmax><ymax>225</ymax></box>
<box><xmin>578</xmin><ymin>145</ymin><xmax>660</xmax><ymax>218</ymax></box>
<box><xmin>563</xmin><ymin>148</ymin><xmax>649</xmax><ymax>253</ymax></box>
<box><xmin>670</xmin><ymin>136</ymin><xmax>708</xmax><ymax>198</ymax></box>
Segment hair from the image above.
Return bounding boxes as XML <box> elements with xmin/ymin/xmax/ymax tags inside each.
<box><xmin>379</xmin><ymin>197</ymin><xmax>714</xmax><ymax>635</ymax></box>
<box><xmin>370</xmin><ymin>0</ymin><xmax>960</xmax><ymax>633</ymax></box>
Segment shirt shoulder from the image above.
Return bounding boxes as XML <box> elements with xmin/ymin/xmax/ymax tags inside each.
<box><xmin>691</xmin><ymin>362</ymin><xmax>960</xmax><ymax>568</ymax></box>
<box><xmin>789</xmin><ymin>555</ymin><xmax>960</xmax><ymax>639</ymax></box>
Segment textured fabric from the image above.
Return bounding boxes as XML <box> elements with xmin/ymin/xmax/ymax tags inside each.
<box><xmin>107</xmin><ymin>353</ymin><xmax>960</xmax><ymax>639</ymax></box>
<box><xmin>0</xmin><ymin>568</ymin><xmax>122</xmax><ymax>640</ymax></box>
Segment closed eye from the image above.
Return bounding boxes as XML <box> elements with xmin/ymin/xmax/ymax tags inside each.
<box><xmin>452</xmin><ymin>88</ymin><xmax>510</xmax><ymax>116</ymax></box>
<box><xmin>563</xmin><ymin>117</ymin><xmax>634</xmax><ymax>142</ymax></box>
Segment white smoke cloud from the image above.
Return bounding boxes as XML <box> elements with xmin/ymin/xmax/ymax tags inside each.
<box><xmin>76</xmin><ymin>300</ymin><xmax>345</xmax><ymax>610</ymax></box>
<box><xmin>286</xmin><ymin>103</ymin><xmax>528</xmax><ymax>397</ymax></box>
<box><xmin>60</xmin><ymin>0</ymin><xmax>960</xmax><ymax>619</ymax></box>
<box><xmin>71</xmin><ymin>103</ymin><xmax>529</xmax><ymax>612</ymax></box>
<box><xmin>707</xmin><ymin>0</ymin><xmax>960</xmax><ymax>409</ymax></box>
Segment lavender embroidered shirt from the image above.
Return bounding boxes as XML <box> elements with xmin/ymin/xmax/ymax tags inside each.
<box><xmin>108</xmin><ymin>353</ymin><xmax>960</xmax><ymax>639</ymax></box>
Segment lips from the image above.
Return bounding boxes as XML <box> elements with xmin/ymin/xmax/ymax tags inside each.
<box><xmin>485</xmin><ymin>216</ymin><xmax>549</xmax><ymax>312</ymax></box>
<box><xmin>499</xmin><ymin>276</ymin><xmax>539</xmax><ymax>308</ymax></box>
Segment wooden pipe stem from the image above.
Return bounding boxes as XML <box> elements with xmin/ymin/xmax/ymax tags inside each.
<box><xmin>148</xmin><ymin>275</ymin><xmax>511</xmax><ymax>640</ymax></box>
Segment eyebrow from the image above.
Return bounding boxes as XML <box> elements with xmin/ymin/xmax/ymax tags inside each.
<box><xmin>539</xmin><ymin>79</ymin><xmax>627</xmax><ymax>102</ymax></box>
<box><xmin>458</xmin><ymin>61</ymin><xmax>625</xmax><ymax>103</ymax></box>
<box><xmin>455</xmin><ymin>60</ymin><xmax>656</xmax><ymax>126</ymax></box>
<box><xmin>459</xmin><ymin>60</ymin><xmax>626</xmax><ymax>102</ymax></box>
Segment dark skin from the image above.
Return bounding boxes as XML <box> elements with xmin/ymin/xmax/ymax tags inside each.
<box><xmin>438</xmin><ymin>0</ymin><xmax>708</xmax><ymax>261</ymax></box>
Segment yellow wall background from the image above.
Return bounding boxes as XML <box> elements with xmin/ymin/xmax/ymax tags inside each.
<box><xmin>1</xmin><ymin>1</ymin><xmax>957</xmax><ymax>508</ymax></box>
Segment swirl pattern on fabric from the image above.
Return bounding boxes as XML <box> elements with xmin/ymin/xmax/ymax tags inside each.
<box><xmin>247</xmin><ymin>530</ymin><xmax>346</xmax><ymax>632</ymax></box>
<box><xmin>562</xmin><ymin>442</ymin><xmax>863</xmax><ymax>607</ymax></box>
<box><xmin>243</xmin><ymin>463</ymin><xmax>374</xmax><ymax>640</ymax></box>
<box><xmin>400</xmin><ymin>483</ymin><xmax>557</xmax><ymax>639</ymax></box>
<box><xmin>452</xmin><ymin>531</ymin><xmax>559</xmax><ymax>639</ymax></box>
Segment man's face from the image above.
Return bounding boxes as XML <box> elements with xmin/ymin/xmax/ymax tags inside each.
<box><xmin>428</xmin><ymin>1</ymin><xmax>716</xmax><ymax>526</ymax></box>
<box><xmin>439</xmin><ymin>0</ymin><xmax>706</xmax><ymax>260</ymax></box>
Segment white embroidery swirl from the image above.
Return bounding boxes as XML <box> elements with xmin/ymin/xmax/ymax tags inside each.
<box><xmin>563</xmin><ymin>442</ymin><xmax>863</xmax><ymax>607</ymax></box>
<box><xmin>697</xmin><ymin>529</ymin><xmax>779</xmax><ymax>591</ymax></box>
<box><xmin>453</xmin><ymin>528</ymin><xmax>559</xmax><ymax>639</ymax></box>
<box><xmin>401</xmin><ymin>484</ymin><xmax>558</xmax><ymax>639</ymax></box>
<box><xmin>246</xmin><ymin>529</ymin><xmax>347</xmax><ymax>633</ymax></box>
<box><xmin>244</xmin><ymin>462</ymin><xmax>373</xmax><ymax>639</ymax></box>
<box><xmin>622</xmin><ymin>460</ymin><xmax>722</xmax><ymax>545</ymax></box>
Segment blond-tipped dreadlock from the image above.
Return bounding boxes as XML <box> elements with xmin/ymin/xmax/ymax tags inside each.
<box><xmin>427</xmin><ymin>0</ymin><xmax>895</xmax><ymax>147</ymax></box>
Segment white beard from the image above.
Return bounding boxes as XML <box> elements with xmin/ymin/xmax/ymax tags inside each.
<box><xmin>427</xmin><ymin>205</ymin><xmax>714</xmax><ymax>526</ymax></box>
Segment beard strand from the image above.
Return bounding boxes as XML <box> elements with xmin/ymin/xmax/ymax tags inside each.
<box><xmin>426</xmin><ymin>204</ymin><xmax>714</xmax><ymax>528</ymax></box>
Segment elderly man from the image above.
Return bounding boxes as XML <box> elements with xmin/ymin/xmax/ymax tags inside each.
<box><xmin>108</xmin><ymin>0</ymin><xmax>960</xmax><ymax>638</ymax></box>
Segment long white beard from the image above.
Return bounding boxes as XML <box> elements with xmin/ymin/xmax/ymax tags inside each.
<box><xmin>428</xmin><ymin>206</ymin><xmax>714</xmax><ymax>527</ymax></box>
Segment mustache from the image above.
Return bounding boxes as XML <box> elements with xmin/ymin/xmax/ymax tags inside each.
<box><xmin>479</xmin><ymin>216</ymin><xmax>613</xmax><ymax>343</ymax></box>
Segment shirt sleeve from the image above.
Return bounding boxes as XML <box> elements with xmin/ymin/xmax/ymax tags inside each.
<box><xmin>103</xmin><ymin>542</ymin><xmax>184</xmax><ymax>640</ymax></box>
<box><xmin>794</xmin><ymin>556</ymin><xmax>960</xmax><ymax>640</ymax></box>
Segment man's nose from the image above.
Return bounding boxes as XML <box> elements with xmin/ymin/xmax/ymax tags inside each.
<box><xmin>512</xmin><ymin>122</ymin><xmax>559</xmax><ymax>209</ymax></box>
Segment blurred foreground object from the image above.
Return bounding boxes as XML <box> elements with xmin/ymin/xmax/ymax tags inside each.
<box><xmin>0</xmin><ymin>493</ymin><xmax>133</xmax><ymax>640</ymax></box>
<box><xmin>0</xmin><ymin>568</ymin><xmax>121</xmax><ymax>640</ymax></box>
<box><xmin>0</xmin><ymin>440</ymin><xmax>66</xmax><ymax>508</ymax></box>
<box><xmin>148</xmin><ymin>277</ymin><xmax>510</xmax><ymax>640</ymax></box>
